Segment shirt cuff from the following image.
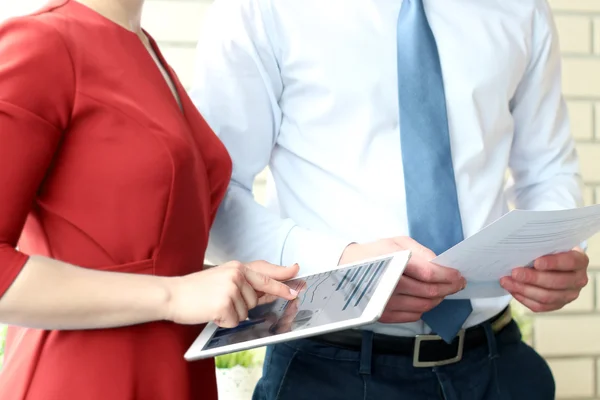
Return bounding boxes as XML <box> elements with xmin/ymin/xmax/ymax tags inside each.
<box><xmin>281</xmin><ymin>226</ymin><xmax>352</xmax><ymax>276</ymax></box>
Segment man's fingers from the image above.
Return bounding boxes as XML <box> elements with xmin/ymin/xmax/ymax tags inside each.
<box><xmin>403</xmin><ymin>257</ymin><xmax>464</xmax><ymax>284</ymax></box>
<box><xmin>390</xmin><ymin>236</ymin><xmax>437</xmax><ymax>259</ymax></box>
<box><xmin>394</xmin><ymin>275</ymin><xmax>465</xmax><ymax>298</ymax></box>
<box><xmin>512</xmin><ymin>293</ymin><xmax>558</xmax><ymax>313</ymax></box>
<box><xmin>534</xmin><ymin>249</ymin><xmax>589</xmax><ymax>272</ymax></box>
<box><xmin>244</xmin><ymin>268</ymin><xmax>298</xmax><ymax>300</ymax></box>
<box><xmin>247</xmin><ymin>261</ymin><xmax>300</xmax><ymax>281</ymax></box>
<box><xmin>379</xmin><ymin>311</ymin><xmax>422</xmax><ymax>324</ymax></box>
<box><xmin>510</xmin><ymin>268</ymin><xmax>587</xmax><ymax>290</ymax></box>
<box><xmin>385</xmin><ymin>293</ymin><xmax>442</xmax><ymax>313</ymax></box>
<box><xmin>500</xmin><ymin>276</ymin><xmax>579</xmax><ymax>307</ymax></box>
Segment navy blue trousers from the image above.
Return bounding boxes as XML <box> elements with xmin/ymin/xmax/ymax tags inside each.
<box><xmin>253</xmin><ymin>320</ymin><xmax>554</xmax><ymax>400</ymax></box>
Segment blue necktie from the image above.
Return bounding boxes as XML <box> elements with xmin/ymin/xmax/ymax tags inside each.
<box><xmin>397</xmin><ymin>0</ymin><xmax>472</xmax><ymax>343</ymax></box>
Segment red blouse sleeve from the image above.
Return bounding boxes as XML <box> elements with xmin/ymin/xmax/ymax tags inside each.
<box><xmin>0</xmin><ymin>15</ymin><xmax>74</xmax><ymax>297</ymax></box>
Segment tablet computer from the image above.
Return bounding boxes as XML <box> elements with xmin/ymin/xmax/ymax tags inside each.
<box><xmin>184</xmin><ymin>250</ymin><xmax>411</xmax><ymax>361</ymax></box>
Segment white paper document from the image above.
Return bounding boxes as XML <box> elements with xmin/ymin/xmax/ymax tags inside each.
<box><xmin>432</xmin><ymin>204</ymin><xmax>600</xmax><ymax>299</ymax></box>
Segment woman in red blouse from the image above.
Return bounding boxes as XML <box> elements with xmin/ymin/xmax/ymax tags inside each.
<box><xmin>0</xmin><ymin>0</ymin><xmax>299</xmax><ymax>399</ymax></box>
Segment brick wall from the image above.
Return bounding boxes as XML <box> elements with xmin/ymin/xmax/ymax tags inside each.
<box><xmin>534</xmin><ymin>2</ymin><xmax>600</xmax><ymax>398</ymax></box>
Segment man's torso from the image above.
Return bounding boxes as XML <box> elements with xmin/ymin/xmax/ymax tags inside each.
<box><xmin>258</xmin><ymin>0</ymin><xmax>547</xmax><ymax>335</ymax></box>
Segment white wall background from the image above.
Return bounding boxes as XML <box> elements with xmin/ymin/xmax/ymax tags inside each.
<box><xmin>0</xmin><ymin>0</ymin><xmax>211</xmax><ymax>91</ymax></box>
<box><xmin>142</xmin><ymin>0</ymin><xmax>212</xmax><ymax>89</ymax></box>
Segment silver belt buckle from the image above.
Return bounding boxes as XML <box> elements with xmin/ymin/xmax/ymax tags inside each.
<box><xmin>412</xmin><ymin>329</ymin><xmax>465</xmax><ymax>368</ymax></box>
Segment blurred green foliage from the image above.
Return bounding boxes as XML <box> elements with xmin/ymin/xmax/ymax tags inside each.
<box><xmin>215</xmin><ymin>348</ymin><xmax>266</xmax><ymax>369</ymax></box>
<box><xmin>510</xmin><ymin>300</ymin><xmax>533</xmax><ymax>343</ymax></box>
<box><xmin>0</xmin><ymin>325</ymin><xmax>6</xmax><ymax>369</ymax></box>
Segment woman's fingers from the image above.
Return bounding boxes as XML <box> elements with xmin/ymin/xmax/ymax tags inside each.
<box><xmin>243</xmin><ymin>268</ymin><xmax>298</xmax><ymax>300</ymax></box>
<box><xmin>257</xmin><ymin>293</ymin><xmax>278</xmax><ymax>305</ymax></box>
<box><xmin>211</xmin><ymin>262</ymin><xmax>300</xmax><ymax>328</ymax></box>
<box><xmin>237</xmin><ymin>278</ymin><xmax>259</xmax><ymax>311</ymax></box>
<box><xmin>213</xmin><ymin>290</ymin><xmax>242</xmax><ymax>328</ymax></box>
<box><xmin>246</xmin><ymin>261</ymin><xmax>300</xmax><ymax>281</ymax></box>
<box><xmin>224</xmin><ymin>266</ymin><xmax>251</xmax><ymax>322</ymax></box>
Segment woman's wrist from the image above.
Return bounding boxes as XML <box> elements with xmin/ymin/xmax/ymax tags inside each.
<box><xmin>156</xmin><ymin>276</ymin><xmax>178</xmax><ymax>323</ymax></box>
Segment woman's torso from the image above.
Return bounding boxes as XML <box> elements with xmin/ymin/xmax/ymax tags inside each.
<box><xmin>0</xmin><ymin>1</ymin><xmax>231</xmax><ymax>398</ymax></box>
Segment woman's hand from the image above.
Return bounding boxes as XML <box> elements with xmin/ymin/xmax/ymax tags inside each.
<box><xmin>164</xmin><ymin>261</ymin><xmax>299</xmax><ymax>327</ymax></box>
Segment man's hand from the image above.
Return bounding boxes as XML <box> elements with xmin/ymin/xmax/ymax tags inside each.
<box><xmin>339</xmin><ymin>237</ymin><xmax>466</xmax><ymax>323</ymax></box>
<box><xmin>500</xmin><ymin>247</ymin><xmax>589</xmax><ymax>313</ymax></box>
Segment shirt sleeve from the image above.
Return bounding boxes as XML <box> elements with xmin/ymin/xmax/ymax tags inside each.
<box><xmin>0</xmin><ymin>16</ymin><xmax>75</xmax><ymax>297</ymax></box>
<box><xmin>506</xmin><ymin>1</ymin><xmax>584</xmax><ymax>211</ymax></box>
<box><xmin>190</xmin><ymin>0</ymin><xmax>350</xmax><ymax>272</ymax></box>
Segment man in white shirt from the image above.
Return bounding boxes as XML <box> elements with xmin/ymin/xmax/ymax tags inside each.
<box><xmin>191</xmin><ymin>0</ymin><xmax>590</xmax><ymax>398</ymax></box>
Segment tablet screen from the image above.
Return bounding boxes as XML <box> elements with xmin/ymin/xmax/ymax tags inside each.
<box><xmin>201</xmin><ymin>256</ymin><xmax>394</xmax><ymax>350</ymax></box>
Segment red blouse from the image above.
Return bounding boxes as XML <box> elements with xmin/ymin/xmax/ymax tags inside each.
<box><xmin>0</xmin><ymin>1</ymin><xmax>232</xmax><ymax>399</ymax></box>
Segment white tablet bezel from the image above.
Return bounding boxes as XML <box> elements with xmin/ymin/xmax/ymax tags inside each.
<box><xmin>184</xmin><ymin>250</ymin><xmax>411</xmax><ymax>361</ymax></box>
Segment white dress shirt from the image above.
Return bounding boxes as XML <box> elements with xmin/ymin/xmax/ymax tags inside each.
<box><xmin>190</xmin><ymin>0</ymin><xmax>583</xmax><ymax>336</ymax></box>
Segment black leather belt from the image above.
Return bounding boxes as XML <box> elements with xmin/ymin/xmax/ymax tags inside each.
<box><xmin>310</xmin><ymin>306</ymin><xmax>514</xmax><ymax>367</ymax></box>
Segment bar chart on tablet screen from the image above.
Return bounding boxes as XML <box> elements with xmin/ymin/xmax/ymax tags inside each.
<box><xmin>295</xmin><ymin>257</ymin><xmax>391</xmax><ymax>314</ymax></box>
